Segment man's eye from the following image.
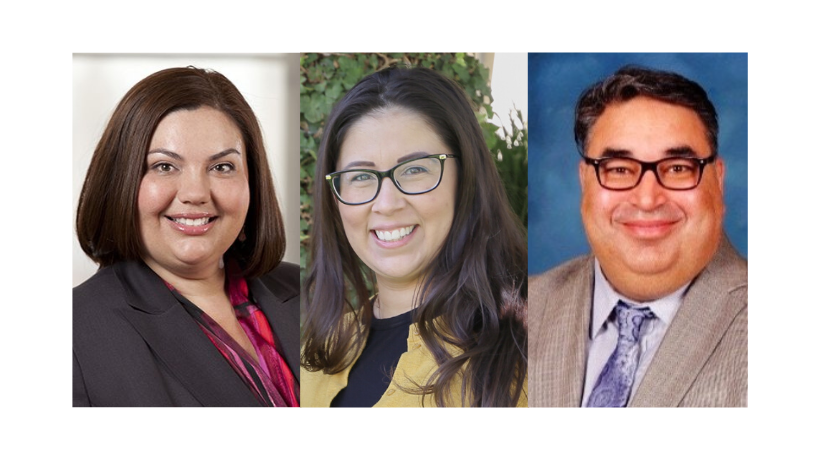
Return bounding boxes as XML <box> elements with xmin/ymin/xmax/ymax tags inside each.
<box><xmin>604</xmin><ymin>164</ymin><xmax>635</xmax><ymax>175</ymax></box>
<box><xmin>664</xmin><ymin>162</ymin><xmax>696</xmax><ymax>175</ymax></box>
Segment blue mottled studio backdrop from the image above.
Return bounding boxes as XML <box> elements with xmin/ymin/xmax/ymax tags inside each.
<box><xmin>528</xmin><ymin>53</ymin><xmax>748</xmax><ymax>275</ymax></box>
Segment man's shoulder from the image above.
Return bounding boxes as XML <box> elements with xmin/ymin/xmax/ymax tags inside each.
<box><xmin>529</xmin><ymin>254</ymin><xmax>594</xmax><ymax>295</ymax></box>
<box><xmin>528</xmin><ymin>254</ymin><xmax>594</xmax><ymax>326</ymax></box>
<box><xmin>696</xmin><ymin>237</ymin><xmax>748</xmax><ymax>297</ymax></box>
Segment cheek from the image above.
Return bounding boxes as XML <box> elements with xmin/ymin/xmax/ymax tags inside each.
<box><xmin>231</xmin><ymin>184</ymin><xmax>252</xmax><ymax>215</ymax></box>
<box><xmin>211</xmin><ymin>178</ymin><xmax>251</xmax><ymax>216</ymax></box>
<box><xmin>420</xmin><ymin>194</ymin><xmax>455</xmax><ymax>241</ymax></box>
<box><xmin>683</xmin><ymin>191</ymin><xmax>724</xmax><ymax>226</ymax></box>
<box><xmin>582</xmin><ymin>189</ymin><xmax>616</xmax><ymax>225</ymax></box>
<box><xmin>338</xmin><ymin>205</ymin><xmax>368</xmax><ymax>240</ymax></box>
<box><xmin>137</xmin><ymin>178</ymin><xmax>173</xmax><ymax>216</ymax></box>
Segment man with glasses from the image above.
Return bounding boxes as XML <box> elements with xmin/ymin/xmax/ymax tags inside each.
<box><xmin>529</xmin><ymin>66</ymin><xmax>747</xmax><ymax>407</ymax></box>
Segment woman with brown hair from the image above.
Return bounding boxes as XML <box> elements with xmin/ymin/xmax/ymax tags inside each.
<box><xmin>301</xmin><ymin>66</ymin><xmax>527</xmax><ymax>407</ymax></box>
<box><xmin>74</xmin><ymin>67</ymin><xmax>299</xmax><ymax>406</ymax></box>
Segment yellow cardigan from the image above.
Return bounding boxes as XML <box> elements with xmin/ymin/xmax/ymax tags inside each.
<box><xmin>301</xmin><ymin>321</ymin><xmax>527</xmax><ymax>407</ymax></box>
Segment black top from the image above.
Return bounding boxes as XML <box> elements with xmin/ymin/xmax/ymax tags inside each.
<box><xmin>331</xmin><ymin>309</ymin><xmax>414</xmax><ymax>407</ymax></box>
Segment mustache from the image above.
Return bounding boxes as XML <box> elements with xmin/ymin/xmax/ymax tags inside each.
<box><xmin>612</xmin><ymin>203</ymin><xmax>684</xmax><ymax>223</ymax></box>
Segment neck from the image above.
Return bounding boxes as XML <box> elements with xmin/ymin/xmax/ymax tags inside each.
<box><xmin>373</xmin><ymin>277</ymin><xmax>421</xmax><ymax>319</ymax></box>
<box><xmin>143</xmin><ymin>259</ymin><xmax>226</xmax><ymax>301</ymax></box>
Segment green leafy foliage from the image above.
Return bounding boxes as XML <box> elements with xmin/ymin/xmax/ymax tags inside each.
<box><xmin>300</xmin><ymin>53</ymin><xmax>527</xmax><ymax>283</ymax></box>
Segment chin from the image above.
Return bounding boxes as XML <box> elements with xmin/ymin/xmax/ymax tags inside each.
<box><xmin>623</xmin><ymin>252</ymin><xmax>678</xmax><ymax>275</ymax></box>
<box><xmin>371</xmin><ymin>264</ymin><xmax>424</xmax><ymax>284</ymax></box>
<box><xmin>169</xmin><ymin>249</ymin><xmax>220</xmax><ymax>267</ymax></box>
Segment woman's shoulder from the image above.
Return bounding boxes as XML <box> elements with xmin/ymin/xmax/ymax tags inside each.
<box><xmin>256</xmin><ymin>261</ymin><xmax>300</xmax><ymax>302</ymax></box>
<box><xmin>73</xmin><ymin>264</ymin><xmax>126</xmax><ymax>313</ymax></box>
<box><xmin>73</xmin><ymin>262</ymin><xmax>153</xmax><ymax>358</ymax></box>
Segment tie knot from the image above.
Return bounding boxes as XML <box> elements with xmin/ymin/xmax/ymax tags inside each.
<box><xmin>614</xmin><ymin>301</ymin><xmax>654</xmax><ymax>342</ymax></box>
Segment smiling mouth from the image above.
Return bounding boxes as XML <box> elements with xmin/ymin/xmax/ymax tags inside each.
<box><xmin>619</xmin><ymin>220</ymin><xmax>680</xmax><ymax>239</ymax></box>
<box><xmin>166</xmin><ymin>216</ymin><xmax>217</xmax><ymax>226</ymax></box>
<box><xmin>374</xmin><ymin>225</ymin><xmax>416</xmax><ymax>242</ymax></box>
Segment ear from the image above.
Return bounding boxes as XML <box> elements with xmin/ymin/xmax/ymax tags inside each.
<box><xmin>714</xmin><ymin>157</ymin><xmax>725</xmax><ymax>194</ymax></box>
<box><xmin>578</xmin><ymin>159</ymin><xmax>587</xmax><ymax>192</ymax></box>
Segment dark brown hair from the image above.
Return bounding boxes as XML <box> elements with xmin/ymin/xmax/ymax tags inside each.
<box><xmin>575</xmin><ymin>65</ymin><xmax>719</xmax><ymax>155</ymax></box>
<box><xmin>301</xmin><ymin>66</ymin><xmax>527</xmax><ymax>407</ymax></box>
<box><xmin>76</xmin><ymin>66</ymin><xmax>285</xmax><ymax>278</ymax></box>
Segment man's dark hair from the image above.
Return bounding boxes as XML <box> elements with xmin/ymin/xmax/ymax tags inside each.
<box><xmin>575</xmin><ymin>65</ymin><xmax>718</xmax><ymax>155</ymax></box>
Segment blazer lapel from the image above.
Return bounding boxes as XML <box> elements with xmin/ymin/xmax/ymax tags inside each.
<box><xmin>631</xmin><ymin>238</ymin><xmax>747</xmax><ymax>407</ymax></box>
<box><xmin>114</xmin><ymin>261</ymin><xmax>262</xmax><ymax>407</ymax></box>
<box><xmin>250</xmin><ymin>273</ymin><xmax>301</xmax><ymax>382</ymax></box>
<box><xmin>537</xmin><ymin>256</ymin><xmax>593</xmax><ymax>406</ymax></box>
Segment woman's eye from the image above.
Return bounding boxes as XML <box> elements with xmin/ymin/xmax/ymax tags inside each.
<box><xmin>402</xmin><ymin>166</ymin><xmax>429</xmax><ymax>176</ymax></box>
<box><xmin>350</xmin><ymin>173</ymin><xmax>374</xmax><ymax>182</ymax></box>
<box><xmin>212</xmin><ymin>163</ymin><xmax>235</xmax><ymax>173</ymax></box>
<box><xmin>152</xmin><ymin>163</ymin><xmax>175</xmax><ymax>173</ymax></box>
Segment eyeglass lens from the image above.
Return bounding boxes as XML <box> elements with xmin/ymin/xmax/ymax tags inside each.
<box><xmin>597</xmin><ymin>157</ymin><xmax>703</xmax><ymax>190</ymax></box>
<box><xmin>333</xmin><ymin>156</ymin><xmax>443</xmax><ymax>204</ymax></box>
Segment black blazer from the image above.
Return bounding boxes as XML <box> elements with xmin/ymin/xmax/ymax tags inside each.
<box><xmin>73</xmin><ymin>259</ymin><xmax>300</xmax><ymax>407</ymax></box>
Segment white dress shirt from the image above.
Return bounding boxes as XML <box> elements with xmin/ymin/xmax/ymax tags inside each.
<box><xmin>581</xmin><ymin>260</ymin><xmax>690</xmax><ymax>407</ymax></box>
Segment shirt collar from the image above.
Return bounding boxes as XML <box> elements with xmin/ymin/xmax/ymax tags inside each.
<box><xmin>590</xmin><ymin>259</ymin><xmax>690</xmax><ymax>339</ymax></box>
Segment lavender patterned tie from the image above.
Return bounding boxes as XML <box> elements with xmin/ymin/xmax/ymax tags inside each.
<box><xmin>586</xmin><ymin>301</ymin><xmax>655</xmax><ymax>407</ymax></box>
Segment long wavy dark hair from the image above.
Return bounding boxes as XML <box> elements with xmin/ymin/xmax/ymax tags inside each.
<box><xmin>301</xmin><ymin>66</ymin><xmax>527</xmax><ymax>407</ymax></box>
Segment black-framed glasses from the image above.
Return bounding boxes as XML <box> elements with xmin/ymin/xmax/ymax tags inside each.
<box><xmin>581</xmin><ymin>153</ymin><xmax>717</xmax><ymax>191</ymax></box>
<box><xmin>326</xmin><ymin>154</ymin><xmax>457</xmax><ymax>205</ymax></box>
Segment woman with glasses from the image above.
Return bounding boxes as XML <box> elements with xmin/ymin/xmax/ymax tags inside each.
<box><xmin>301</xmin><ymin>66</ymin><xmax>527</xmax><ymax>407</ymax></box>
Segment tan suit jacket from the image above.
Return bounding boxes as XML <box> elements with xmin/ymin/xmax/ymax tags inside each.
<box><xmin>529</xmin><ymin>237</ymin><xmax>747</xmax><ymax>407</ymax></box>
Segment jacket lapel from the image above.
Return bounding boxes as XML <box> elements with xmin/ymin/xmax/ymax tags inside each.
<box><xmin>114</xmin><ymin>261</ymin><xmax>262</xmax><ymax>407</ymax></box>
<box><xmin>249</xmin><ymin>270</ymin><xmax>301</xmax><ymax>382</ymax></box>
<box><xmin>630</xmin><ymin>237</ymin><xmax>747</xmax><ymax>407</ymax></box>
<box><xmin>537</xmin><ymin>256</ymin><xmax>593</xmax><ymax>406</ymax></box>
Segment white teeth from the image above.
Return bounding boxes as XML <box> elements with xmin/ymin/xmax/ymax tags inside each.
<box><xmin>375</xmin><ymin>225</ymin><xmax>415</xmax><ymax>242</ymax></box>
<box><xmin>173</xmin><ymin>217</ymin><xmax>210</xmax><ymax>226</ymax></box>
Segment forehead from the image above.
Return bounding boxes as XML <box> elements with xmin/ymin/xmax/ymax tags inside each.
<box><xmin>587</xmin><ymin>96</ymin><xmax>710</xmax><ymax>159</ymax></box>
<box><xmin>150</xmin><ymin>107</ymin><xmax>244</xmax><ymax>153</ymax></box>
<box><xmin>337</xmin><ymin>108</ymin><xmax>448</xmax><ymax>170</ymax></box>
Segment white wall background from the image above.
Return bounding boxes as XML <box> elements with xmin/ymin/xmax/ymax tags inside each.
<box><xmin>484</xmin><ymin>53</ymin><xmax>528</xmax><ymax>133</ymax></box>
<box><xmin>73</xmin><ymin>54</ymin><xmax>300</xmax><ymax>286</ymax></box>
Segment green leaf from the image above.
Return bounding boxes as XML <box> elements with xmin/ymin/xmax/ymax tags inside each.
<box><xmin>326</xmin><ymin>81</ymin><xmax>343</xmax><ymax>101</ymax></box>
<box><xmin>303</xmin><ymin>93</ymin><xmax>326</xmax><ymax>124</ymax></box>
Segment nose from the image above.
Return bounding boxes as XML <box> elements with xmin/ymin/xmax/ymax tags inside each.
<box><xmin>177</xmin><ymin>170</ymin><xmax>210</xmax><ymax>205</ymax></box>
<box><xmin>370</xmin><ymin>177</ymin><xmax>406</xmax><ymax>214</ymax></box>
<box><xmin>629</xmin><ymin>168</ymin><xmax>667</xmax><ymax>210</ymax></box>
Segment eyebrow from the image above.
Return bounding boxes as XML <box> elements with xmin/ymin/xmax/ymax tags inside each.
<box><xmin>598</xmin><ymin>145</ymin><xmax>701</xmax><ymax>159</ymax></box>
<box><xmin>665</xmin><ymin>146</ymin><xmax>700</xmax><ymax>157</ymax></box>
<box><xmin>146</xmin><ymin>148</ymin><xmax>242</xmax><ymax>161</ymax></box>
<box><xmin>340</xmin><ymin>151</ymin><xmax>434</xmax><ymax>171</ymax></box>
